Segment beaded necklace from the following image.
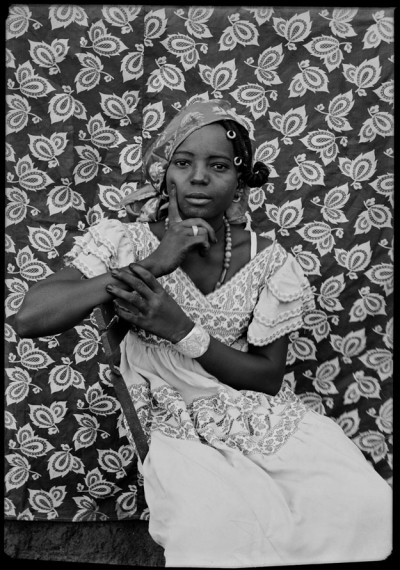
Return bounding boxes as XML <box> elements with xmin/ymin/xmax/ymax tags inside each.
<box><xmin>164</xmin><ymin>215</ymin><xmax>232</xmax><ymax>291</ymax></box>
<box><xmin>214</xmin><ymin>216</ymin><xmax>232</xmax><ymax>290</ymax></box>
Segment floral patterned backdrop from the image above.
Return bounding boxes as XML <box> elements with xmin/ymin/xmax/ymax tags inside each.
<box><xmin>5</xmin><ymin>5</ymin><xmax>393</xmax><ymax>522</ymax></box>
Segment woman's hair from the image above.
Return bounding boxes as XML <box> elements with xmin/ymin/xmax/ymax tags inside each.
<box><xmin>218</xmin><ymin>119</ymin><xmax>270</xmax><ymax>188</ymax></box>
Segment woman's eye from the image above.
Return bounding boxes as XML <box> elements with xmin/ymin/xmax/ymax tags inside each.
<box><xmin>174</xmin><ymin>160</ymin><xmax>189</xmax><ymax>167</ymax></box>
<box><xmin>213</xmin><ymin>163</ymin><xmax>229</xmax><ymax>171</ymax></box>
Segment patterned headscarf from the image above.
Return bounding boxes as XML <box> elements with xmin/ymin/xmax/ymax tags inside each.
<box><xmin>122</xmin><ymin>99</ymin><xmax>254</xmax><ymax>224</ymax></box>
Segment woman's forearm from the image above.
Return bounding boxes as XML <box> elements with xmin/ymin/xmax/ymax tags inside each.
<box><xmin>15</xmin><ymin>272</ymin><xmax>129</xmax><ymax>338</ymax></box>
<box><xmin>196</xmin><ymin>336</ymin><xmax>288</xmax><ymax>396</ymax></box>
<box><xmin>14</xmin><ymin>249</ymin><xmax>179</xmax><ymax>339</ymax></box>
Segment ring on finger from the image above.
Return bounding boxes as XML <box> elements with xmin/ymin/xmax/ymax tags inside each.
<box><xmin>130</xmin><ymin>291</ymin><xmax>143</xmax><ymax>304</ymax></box>
<box><xmin>192</xmin><ymin>225</ymin><xmax>199</xmax><ymax>237</ymax></box>
<box><xmin>114</xmin><ymin>300</ymin><xmax>133</xmax><ymax>313</ymax></box>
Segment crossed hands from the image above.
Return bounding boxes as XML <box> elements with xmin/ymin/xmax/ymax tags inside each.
<box><xmin>106</xmin><ymin>184</ymin><xmax>214</xmax><ymax>342</ymax></box>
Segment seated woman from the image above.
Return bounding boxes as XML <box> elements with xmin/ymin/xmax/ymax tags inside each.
<box><xmin>15</xmin><ymin>99</ymin><xmax>392</xmax><ymax>567</ymax></box>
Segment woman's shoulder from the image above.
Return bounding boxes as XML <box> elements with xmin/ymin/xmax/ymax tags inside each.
<box><xmin>95</xmin><ymin>218</ymin><xmax>156</xmax><ymax>239</ymax></box>
<box><xmin>231</xmin><ymin>225</ymin><xmax>272</xmax><ymax>245</ymax></box>
<box><xmin>248</xmin><ymin>232</ymin><xmax>296</xmax><ymax>281</ymax></box>
<box><xmin>86</xmin><ymin>219</ymin><xmax>157</xmax><ymax>253</ymax></box>
<box><xmin>230</xmin><ymin>226</ymin><xmax>275</xmax><ymax>267</ymax></box>
<box><xmin>88</xmin><ymin>217</ymin><xmax>131</xmax><ymax>238</ymax></box>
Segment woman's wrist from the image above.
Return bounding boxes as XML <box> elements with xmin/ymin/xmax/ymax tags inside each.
<box><xmin>136</xmin><ymin>255</ymin><xmax>166</xmax><ymax>278</ymax></box>
<box><xmin>170</xmin><ymin>319</ymin><xmax>195</xmax><ymax>344</ymax></box>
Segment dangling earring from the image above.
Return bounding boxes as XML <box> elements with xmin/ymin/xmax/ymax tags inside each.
<box><xmin>161</xmin><ymin>187</ymin><xmax>168</xmax><ymax>199</ymax></box>
<box><xmin>233</xmin><ymin>187</ymin><xmax>243</xmax><ymax>203</ymax></box>
<box><xmin>233</xmin><ymin>179</ymin><xmax>244</xmax><ymax>202</ymax></box>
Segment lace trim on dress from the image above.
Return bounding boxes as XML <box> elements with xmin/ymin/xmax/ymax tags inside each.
<box><xmin>253</xmin><ymin>304</ymin><xmax>304</xmax><ymax>327</ymax></box>
<box><xmin>64</xmin><ymin>229</ymin><xmax>116</xmax><ymax>271</ymax></box>
<box><xmin>124</xmin><ymin>223</ymin><xmax>153</xmax><ymax>260</ymax></box>
<box><xmin>145</xmin><ymin>384</ymin><xmax>309</xmax><ymax>456</ymax></box>
<box><xmin>268</xmin><ymin>276</ymin><xmax>310</xmax><ymax>303</ymax></box>
<box><xmin>64</xmin><ymin>256</ymin><xmax>97</xmax><ymax>278</ymax></box>
<box><xmin>248</xmin><ymin>317</ymin><xmax>304</xmax><ymax>346</ymax></box>
<box><xmin>265</xmin><ymin>243</ymin><xmax>288</xmax><ymax>279</ymax></box>
<box><xmin>87</xmin><ymin>242</ymin><xmax>115</xmax><ymax>265</ymax></box>
<box><xmin>123</xmin><ymin>370</ymin><xmax>309</xmax><ymax>458</ymax></box>
<box><xmin>90</xmin><ymin>224</ymin><xmax>124</xmax><ymax>258</ymax></box>
<box><xmin>64</xmin><ymin>237</ymin><xmax>89</xmax><ymax>267</ymax></box>
<box><xmin>152</xmin><ymin>385</ymin><xmax>200</xmax><ymax>441</ymax></box>
<box><xmin>253</xmin><ymin>288</ymin><xmax>315</xmax><ymax>328</ymax></box>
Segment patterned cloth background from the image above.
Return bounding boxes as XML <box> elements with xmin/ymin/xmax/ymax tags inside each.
<box><xmin>5</xmin><ymin>5</ymin><xmax>393</xmax><ymax>522</ymax></box>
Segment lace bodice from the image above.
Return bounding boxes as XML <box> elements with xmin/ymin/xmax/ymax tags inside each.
<box><xmin>65</xmin><ymin>219</ymin><xmax>315</xmax><ymax>349</ymax></box>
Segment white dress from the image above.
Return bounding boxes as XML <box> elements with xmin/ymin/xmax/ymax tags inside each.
<box><xmin>66</xmin><ymin>219</ymin><xmax>392</xmax><ymax>567</ymax></box>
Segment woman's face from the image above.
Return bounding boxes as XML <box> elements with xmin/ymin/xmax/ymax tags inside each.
<box><xmin>165</xmin><ymin>123</ymin><xmax>240</xmax><ymax>223</ymax></box>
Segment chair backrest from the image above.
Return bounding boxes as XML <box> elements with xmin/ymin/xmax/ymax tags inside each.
<box><xmin>93</xmin><ymin>302</ymin><xmax>149</xmax><ymax>463</ymax></box>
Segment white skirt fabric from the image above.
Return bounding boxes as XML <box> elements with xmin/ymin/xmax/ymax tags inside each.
<box><xmin>120</xmin><ymin>334</ymin><xmax>392</xmax><ymax>567</ymax></box>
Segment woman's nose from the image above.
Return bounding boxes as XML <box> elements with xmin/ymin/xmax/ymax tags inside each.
<box><xmin>190</xmin><ymin>162</ymin><xmax>209</xmax><ymax>184</ymax></box>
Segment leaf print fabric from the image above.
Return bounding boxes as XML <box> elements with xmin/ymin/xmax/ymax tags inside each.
<box><xmin>5</xmin><ymin>5</ymin><xmax>393</xmax><ymax>521</ymax></box>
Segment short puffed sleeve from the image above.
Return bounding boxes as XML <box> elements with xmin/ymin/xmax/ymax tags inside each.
<box><xmin>247</xmin><ymin>244</ymin><xmax>315</xmax><ymax>346</ymax></box>
<box><xmin>64</xmin><ymin>219</ymin><xmax>137</xmax><ymax>278</ymax></box>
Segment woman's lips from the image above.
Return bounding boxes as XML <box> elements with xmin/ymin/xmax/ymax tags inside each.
<box><xmin>185</xmin><ymin>194</ymin><xmax>212</xmax><ymax>205</ymax></box>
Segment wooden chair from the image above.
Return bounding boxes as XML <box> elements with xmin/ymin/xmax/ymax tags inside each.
<box><xmin>93</xmin><ymin>302</ymin><xmax>149</xmax><ymax>464</ymax></box>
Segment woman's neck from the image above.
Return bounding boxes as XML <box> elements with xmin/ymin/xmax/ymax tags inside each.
<box><xmin>211</xmin><ymin>216</ymin><xmax>226</xmax><ymax>240</ymax></box>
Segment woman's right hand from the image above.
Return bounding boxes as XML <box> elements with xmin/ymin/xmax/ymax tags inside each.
<box><xmin>141</xmin><ymin>184</ymin><xmax>217</xmax><ymax>277</ymax></box>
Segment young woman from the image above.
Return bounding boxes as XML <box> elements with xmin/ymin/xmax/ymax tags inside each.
<box><xmin>15</xmin><ymin>100</ymin><xmax>392</xmax><ymax>567</ymax></box>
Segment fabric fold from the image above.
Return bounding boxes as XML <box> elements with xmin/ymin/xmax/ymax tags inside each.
<box><xmin>247</xmin><ymin>250</ymin><xmax>315</xmax><ymax>346</ymax></box>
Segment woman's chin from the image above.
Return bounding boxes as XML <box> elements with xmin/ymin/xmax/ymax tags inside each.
<box><xmin>180</xmin><ymin>205</ymin><xmax>215</xmax><ymax>220</ymax></box>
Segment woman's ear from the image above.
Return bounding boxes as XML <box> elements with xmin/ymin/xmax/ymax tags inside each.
<box><xmin>160</xmin><ymin>179</ymin><xmax>169</xmax><ymax>198</ymax></box>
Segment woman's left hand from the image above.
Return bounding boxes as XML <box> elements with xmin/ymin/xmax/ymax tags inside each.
<box><xmin>106</xmin><ymin>264</ymin><xmax>194</xmax><ymax>343</ymax></box>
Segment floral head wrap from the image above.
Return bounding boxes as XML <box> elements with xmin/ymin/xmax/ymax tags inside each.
<box><xmin>122</xmin><ymin>99</ymin><xmax>255</xmax><ymax>224</ymax></box>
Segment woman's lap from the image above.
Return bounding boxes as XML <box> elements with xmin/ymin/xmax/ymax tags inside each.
<box><xmin>141</xmin><ymin>426</ymin><xmax>392</xmax><ymax>567</ymax></box>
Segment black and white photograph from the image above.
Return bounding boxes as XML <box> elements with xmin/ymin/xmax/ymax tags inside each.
<box><xmin>4</xmin><ymin>4</ymin><xmax>394</xmax><ymax>567</ymax></box>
